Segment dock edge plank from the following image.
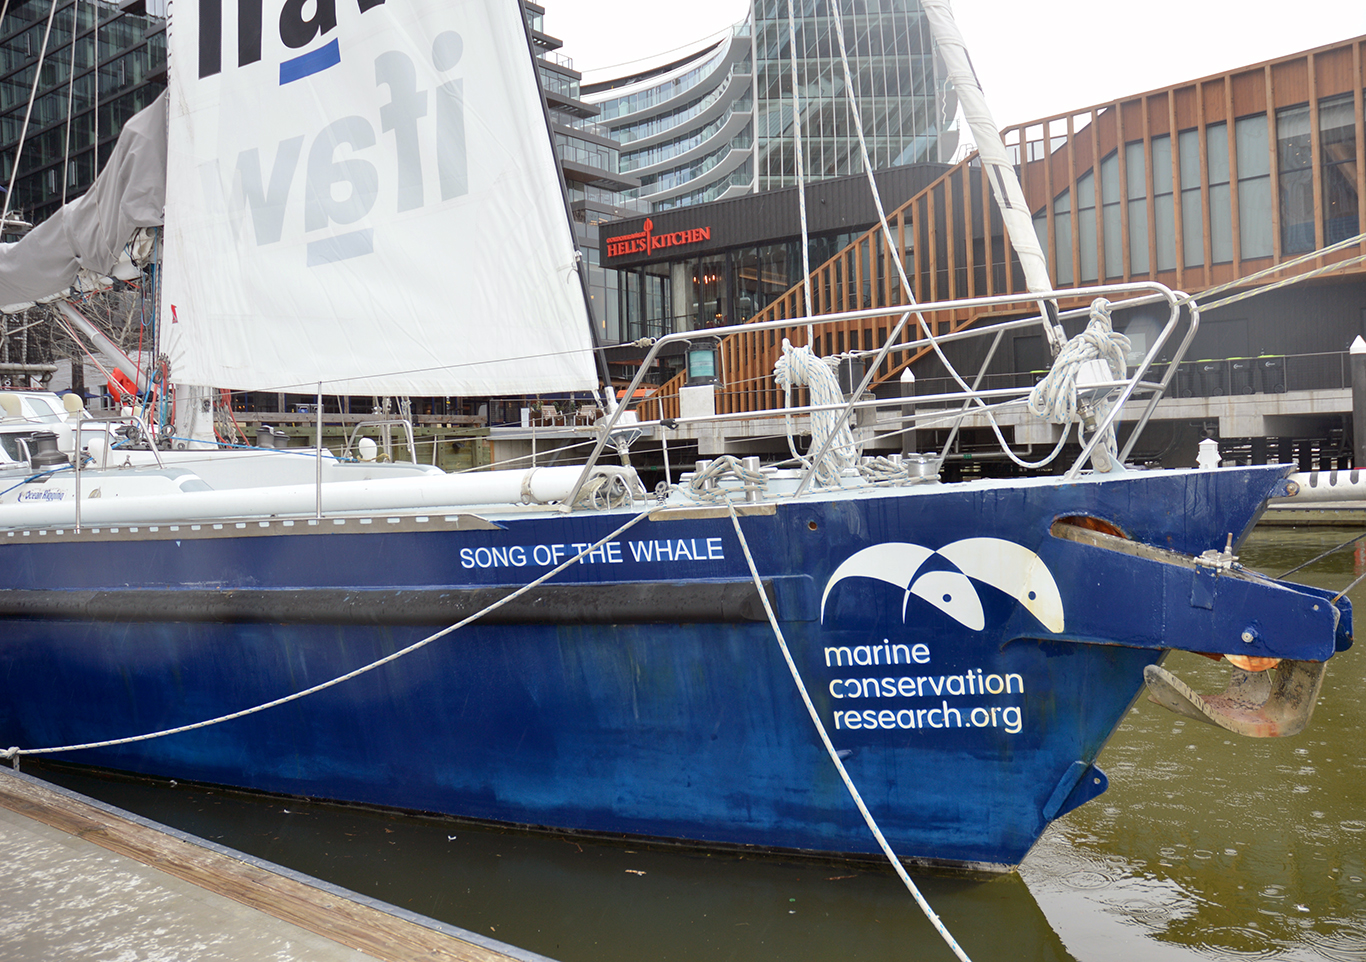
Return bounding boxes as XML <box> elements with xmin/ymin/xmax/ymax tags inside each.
<box><xmin>0</xmin><ymin>768</ymin><xmax>556</xmax><ymax>962</ymax></box>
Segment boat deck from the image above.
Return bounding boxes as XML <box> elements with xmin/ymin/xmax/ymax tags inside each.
<box><xmin>0</xmin><ymin>767</ymin><xmax>553</xmax><ymax>962</ymax></box>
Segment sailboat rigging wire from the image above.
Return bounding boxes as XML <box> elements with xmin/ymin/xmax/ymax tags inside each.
<box><xmin>1332</xmin><ymin>570</ymin><xmax>1366</xmax><ymax>604</ymax></box>
<box><xmin>918</xmin><ymin>0</ymin><xmax>1057</xmax><ymax>345</ymax></box>
<box><xmin>1277</xmin><ymin>530</ymin><xmax>1366</xmax><ymax>579</ymax></box>
<box><xmin>49</xmin><ymin>305</ymin><xmax>119</xmax><ymax>388</ymax></box>
<box><xmin>2</xmin><ymin>507</ymin><xmax>656</xmax><ymax>763</ymax></box>
<box><xmin>1</xmin><ymin>0</ymin><xmax>61</xmax><ymax>225</ymax></box>
<box><xmin>786</xmin><ymin>2</ymin><xmax>1009</xmax><ymax>495</ymax></box>
<box><xmin>91</xmin><ymin>0</ymin><xmax>98</xmax><ymax>170</ymax></box>
<box><xmin>827</xmin><ymin>1</ymin><xmax>1100</xmax><ymax>477</ymax></box>
<box><xmin>933</xmin><ymin>326</ymin><xmax>1072</xmax><ymax>471</ymax></box>
<box><xmin>783</xmin><ymin>0</ymin><xmax>814</xmax><ymax>336</ymax></box>
<box><xmin>824</xmin><ymin>5</ymin><xmax>1005</xmax><ymax>416</ymax></box>
<box><xmin>725</xmin><ymin>500</ymin><xmax>973</xmax><ymax>962</ymax></box>
<box><xmin>60</xmin><ymin>1</ymin><xmax>78</xmax><ymax>205</ymax></box>
<box><xmin>217</xmin><ymin>342</ymin><xmax>603</xmax><ymax>396</ymax></box>
<box><xmin>1197</xmin><ymin>247</ymin><xmax>1366</xmax><ymax>314</ymax></box>
<box><xmin>1187</xmin><ymin>230</ymin><xmax>1366</xmax><ymax>306</ymax></box>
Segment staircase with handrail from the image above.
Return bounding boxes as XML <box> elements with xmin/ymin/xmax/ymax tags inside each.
<box><xmin>639</xmin><ymin>152</ymin><xmax>1035</xmax><ymax>420</ymax></box>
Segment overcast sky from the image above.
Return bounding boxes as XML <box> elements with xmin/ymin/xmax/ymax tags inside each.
<box><xmin>545</xmin><ymin>0</ymin><xmax>1366</xmax><ymax>129</ymax></box>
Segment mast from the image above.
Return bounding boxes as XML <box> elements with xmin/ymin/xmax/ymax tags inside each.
<box><xmin>920</xmin><ymin>0</ymin><xmax>1065</xmax><ymax>354</ymax></box>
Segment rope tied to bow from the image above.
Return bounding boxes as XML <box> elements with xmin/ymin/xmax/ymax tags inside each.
<box><xmin>1028</xmin><ymin>298</ymin><xmax>1130</xmax><ymax>472</ymax></box>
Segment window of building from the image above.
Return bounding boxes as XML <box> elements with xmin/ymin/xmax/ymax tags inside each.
<box><xmin>1151</xmin><ymin>134</ymin><xmax>1175</xmax><ymax>272</ymax></box>
<box><xmin>1125</xmin><ymin>141</ymin><xmax>1149</xmax><ymax>274</ymax></box>
<box><xmin>1320</xmin><ymin>92</ymin><xmax>1359</xmax><ymax>244</ymax></box>
<box><xmin>643</xmin><ymin>263</ymin><xmax>668</xmax><ymax>339</ymax></box>
<box><xmin>1076</xmin><ymin>170</ymin><xmax>1097</xmax><ymax>282</ymax></box>
<box><xmin>733</xmin><ymin>248</ymin><xmax>761</xmax><ymax>322</ymax></box>
<box><xmin>1206</xmin><ymin>122</ymin><xmax>1232</xmax><ymax>262</ymax></box>
<box><xmin>1100</xmin><ymin>151</ymin><xmax>1122</xmax><ymax>278</ymax></box>
<box><xmin>1276</xmin><ymin>104</ymin><xmax>1314</xmax><ymax>254</ymax></box>
<box><xmin>1236</xmin><ymin>113</ymin><xmax>1273</xmax><ymax>258</ymax></box>
<box><xmin>1178</xmin><ymin>129</ymin><xmax>1203</xmax><ymax>267</ymax></box>
<box><xmin>619</xmin><ymin>269</ymin><xmax>642</xmax><ymax>340</ymax></box>
<box><xmin>757</xmin><ymin>242</ymin><xmax>796</xmax><ymax>310</ymax></box>
<box><xmin>697</xmin><ymin>253</ymin><xmax>727</xmax><ymax>327</ymax></box>
<box><xmin>1052</xmin><ymin>188</ymin><xmax>1072</xmax><ymax>285</ymax></box>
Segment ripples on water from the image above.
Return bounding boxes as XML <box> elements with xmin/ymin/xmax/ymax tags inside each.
<box><xmin>32</xmin><ymin>527</ymin><xmax>1366</xmax><ymax>961</ymax></box>
<box><xmin>1021</xmin><ymin>526</ymin><xmax>1366</xmax><ymax>961</ymax></box>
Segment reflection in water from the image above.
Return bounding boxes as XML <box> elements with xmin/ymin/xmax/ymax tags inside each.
<box><xmin>35</xmin><ymin>765</ymin><xmax>1070</xmax><ymax>962</ymax></box>
<box><xmin>29</xmin><ymin>528</ymin><xmax>1366</xmax><ymax>962</ymax></box>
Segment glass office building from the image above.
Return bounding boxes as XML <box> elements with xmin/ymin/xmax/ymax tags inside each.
<box><xmin>0</xmin><ymin>0</ymin><xmax>166</xmax><ymax>230</ymax></box>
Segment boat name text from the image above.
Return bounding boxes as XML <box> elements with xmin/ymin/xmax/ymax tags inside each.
<box><xmin>459</xmin><ymin>537</ymin><xmax>725</xmax><ymax>569</ymax></box>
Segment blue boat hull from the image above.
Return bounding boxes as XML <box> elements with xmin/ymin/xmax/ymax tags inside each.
<box><xmin>0</xmin><ymin>465</ymin><xmax>1345</xmax><ymax>869</ymax></box>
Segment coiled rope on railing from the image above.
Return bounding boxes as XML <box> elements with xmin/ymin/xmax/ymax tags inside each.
<box><xmin>1028</xmin><ymin>297</ymin><xmax>1131</xmax><ymax>473</ymax></box>
<box><xmin>2</xmin><ymin>507</ymin><xmax>656</xmax><ymax>766</ymax></box>
<box><xmin>773</xmin><ymin>340</ymin><xmax>857</xmax><ymax>488</ymax></box>
<box><xmin>725</xmin><ymin>499</ymin><xmax>973</xmax><ymax>962</ymax></box>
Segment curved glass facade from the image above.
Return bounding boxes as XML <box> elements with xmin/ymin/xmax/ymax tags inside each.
<box><xmin>594</xmin><ymin>43</ymin><xmax>735</xmax><ymax>121</ymax></box>
<box><xmin>585</xmin><ymin>28</ymin><xmax>754</xmax><ymax>213</ymax></box>
<box><xmin>584</xmin><ymin>0</ymin><xmax>945</xmax><ymax>215</ymax></box>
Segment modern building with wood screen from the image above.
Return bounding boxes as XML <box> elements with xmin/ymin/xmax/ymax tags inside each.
<box><xmin>620</xmin><ymin>34</ymin><xmax>1366</xmax><ymax>474</ymax></box>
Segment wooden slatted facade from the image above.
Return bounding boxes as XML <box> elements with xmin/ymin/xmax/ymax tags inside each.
<box><xmin>641</xmin><ymin>36</ymin><xmax>1366</xmax><ymax>421</ymax></box>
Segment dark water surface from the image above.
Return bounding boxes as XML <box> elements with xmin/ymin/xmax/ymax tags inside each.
<box><xmin>32</xmin><ymin>526</ymin><xmax>1366</xmax><ymax>961</ymax></box>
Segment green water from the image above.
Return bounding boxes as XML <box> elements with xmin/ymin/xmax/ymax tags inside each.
<box><xmin>1020</xmin><ymin>528</ymin><xmax>1366</xmax><ymax>961</ymax></box>
<box><xmin>32</xmin><ymin>527</ymin><xmax>1366</xmax><ymax>961</ymax></box>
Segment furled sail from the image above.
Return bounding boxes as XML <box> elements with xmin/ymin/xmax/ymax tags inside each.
<box><xmin>161</xmin><ymin>0</ymin><xmax>598</xmax><ymax>396</ymax></box>
<box><xmin>0</xmin><ymin>92</ymin><xmax>167</xmax><ymax>313</ymax></box>
<box><xmin>920</xmin><ymin>0</ymin><xmax>1051</xmax><ymax>297</ymax></box>
<box><xmin>921</xmin><ymin>0</ymin><xmax>1057</xmax><ymax>357</ymax></box>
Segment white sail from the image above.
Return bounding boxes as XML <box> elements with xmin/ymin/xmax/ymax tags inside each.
<box><xmin>162</xmin><ymin>0</ymin><xmax>598</xmax><ymax>396</ymax></box>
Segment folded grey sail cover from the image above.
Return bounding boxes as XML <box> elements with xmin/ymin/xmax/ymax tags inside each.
<box><xmin>0</xmin><ymin>90</ymin><xmax>167</xmax><ymax>312</ymax></box>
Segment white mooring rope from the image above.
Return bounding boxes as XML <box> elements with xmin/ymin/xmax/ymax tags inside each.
<box><xmin>2</xmin><ymin>507</ymin><xmax>656</xmax><ymax>764</ymax></box>
<box><xmin>684</xmin><ymin>455</ymin><xmax>766</xmax><ymax>504</ymax></box>
<box><xmin>725</xmin><ymin>500</ymin><xmax>974</xmax><ymax>962</ymax></box>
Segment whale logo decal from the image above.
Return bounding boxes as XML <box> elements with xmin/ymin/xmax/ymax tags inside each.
<box><xmin>820</xmin><ymin>538</ymin><xmax>1065</xmax><ymax>633</ymax></box>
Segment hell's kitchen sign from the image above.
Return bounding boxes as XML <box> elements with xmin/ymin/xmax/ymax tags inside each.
<box><xmin>605</xmin><ymin>218</ymin><xmax>712</xmax><ymax>260</ymax></box>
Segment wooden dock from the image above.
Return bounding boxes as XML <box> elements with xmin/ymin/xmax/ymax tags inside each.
<box><xmin>0</xmin><ymin>767</ymin><xmax>555</xmax><ymax>962</ymax></box>
<box><xmin>1260</xmin><ymin>501</ymin><xmax>1366</xmax><ymax>525</ymax></box>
